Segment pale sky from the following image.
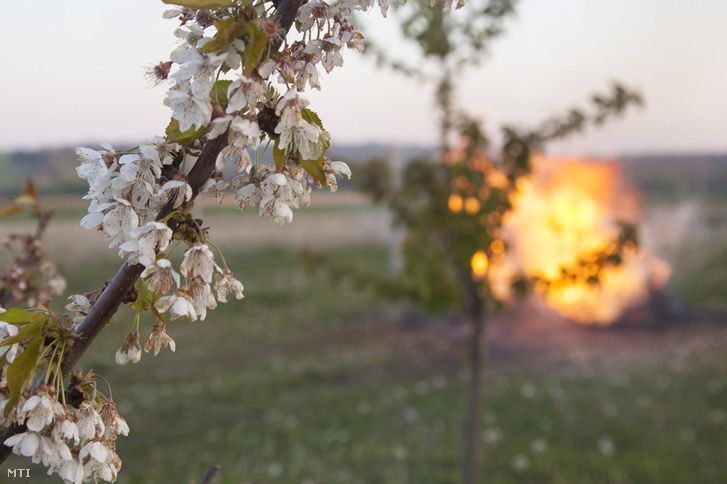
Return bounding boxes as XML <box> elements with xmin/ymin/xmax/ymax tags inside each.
<box><xmin>1</xmin><ymin>0</ymin><xmax>726</xmax><ymax>156</ymax></box>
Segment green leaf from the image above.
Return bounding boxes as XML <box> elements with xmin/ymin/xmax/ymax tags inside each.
<box><xmin>165</xmin><ymin>118</ymin><xmax>210</xmax><ymax>145</ymax></box>
<box><xmin>0</xmin><ymin>314</ymin><xmax>45</xmax><ymax>348</ymax></box>
<box><xmin>297</xmin><ymin>108</ymin><xmax>330</xmax><ymax>185</ymax></box>
<box><xmin>301</xmin><ymin>108</ymin><xmax>330</xmax><ymax>155</ymax></box>
<box><xmin>273</xmin><ymin>141</ymin><xmax>287</xmax><ymax>171</ymax></box>
<box><xmin>0</xmin><ymin>308</ymin><xmax>33</xmax><ymax>325</ymax></box>
<box><xmin>211</xmin><ymin>79</ymin><xmax>233</xmax><ymax>108</ymax></box>
<box><xmin>137</xmin><ymin>278</ymin><xmax>155</xmax><ymax>305</ymax></box>
<box><xmin>301</xmin><ymin>157</ymin><xmax>327</xmax><ymax>186</ymax></box>
<box><xmin>200</xmin><ymin>17</ymin><xmax>247</xmax><ymax>54</ymax></box>
<box><xmin>0</xmin><ymin>204</ymin><xmax>23</xmax><ymax>219</ymax></box>
<box><xmin>162</xmin><ymin>0</ymin><xmax>234</xmax><ymax>9</ymax></box>
<box><xmin>130</xmin><ymin>279</ymin><xmax>156</xmax><ymax>313</ymax></box>
<box><xmin>4</xmin><ymin>336</ymin><xmax>43</xmax><ymax>417</ymax></box>
<box><xmin>243</xmin><ymin>22</ymin><xmax>268</xmax><ymax>76</ymax></box>
<box><xmin>301</xmin><ymin>108</ymin><xmax>325</xmax><ymax>131</ymax></box>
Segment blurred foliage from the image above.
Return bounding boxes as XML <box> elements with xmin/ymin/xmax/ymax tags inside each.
<box><xmin>339</xmin><ymin>84</ymin><xmax>644</xmax><ymax>317</ymax></box>
<box><xmin>366</xmin><ymin>0</ymin><xmax>517</xmax><ymax>77</ymax></box>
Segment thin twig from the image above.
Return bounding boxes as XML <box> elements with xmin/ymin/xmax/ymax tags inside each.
<box><xmin>200</xmin><ymin>466</ymin><xmax>221</xmax><ymax>484</ymax></box>
<box><xmin>0</xmin><ymin>209</ymin><xmax>54</xmax><ymax>308</ymax></box>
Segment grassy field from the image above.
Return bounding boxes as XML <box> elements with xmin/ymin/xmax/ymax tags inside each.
<box><xmin>3</xmin><ymin>201</ymin><xmax>727</xmax><ymax>483</ymax></box>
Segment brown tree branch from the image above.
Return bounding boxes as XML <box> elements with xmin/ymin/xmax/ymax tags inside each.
<box><xmin>200</xmin><ymin>465</ymin><xmax>221</xmax><ymax>484</ymax></box>
<box><xmin>1</xmin><ymin>0</ymin><xmax>308</xmax><ymax>458</ymax></box>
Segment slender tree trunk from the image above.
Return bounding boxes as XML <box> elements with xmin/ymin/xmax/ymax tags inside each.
<box><xmin>436</xmin><ymin>67</ymin><xmax>453</xmax><ymax>159</ymax></box>
<box><xmin>461</xmin><ymin>304</ymin><xmax>487</xmax><ymax>484</ymax></box>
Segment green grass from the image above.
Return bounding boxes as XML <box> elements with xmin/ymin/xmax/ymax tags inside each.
<box><xmin>669</xmin><ymin>242</ymin><xmax>727</xmax><ymax>313</ymax></box>
<box><xmin>5</xmin><ymin>244</ymin><xmax>727</xmax><ymax>483</ymax></box>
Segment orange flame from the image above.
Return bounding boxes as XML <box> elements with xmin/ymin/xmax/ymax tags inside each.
<box><xmin>497</xmin><ymin>155</ymin><xmax>670</xmax><ymax>325</ymax></box>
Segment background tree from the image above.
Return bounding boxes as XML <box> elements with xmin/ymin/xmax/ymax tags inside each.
<box><xmin>356</xmin><ymin>1</ymin><xmax>644</xmax><ymax>481</ymax></box>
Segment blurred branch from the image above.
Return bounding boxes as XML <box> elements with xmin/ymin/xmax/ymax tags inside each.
<box><xmin>200</xmin><ymin>466</ymin><xmax>221</xmax><ymax>484</ymax></box>
<box><xmin>0</xmin><ymin>179</ymin><xmax>56</xmax><ymax>308</ymax></box>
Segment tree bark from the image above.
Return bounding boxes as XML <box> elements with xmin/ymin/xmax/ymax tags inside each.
<box><xmin>461</xmin><ymin>311</ymin><xmax>487</xmax><ymax>484</ymax></box>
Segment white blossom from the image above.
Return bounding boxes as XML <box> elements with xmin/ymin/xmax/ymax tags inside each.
<box><xmin>257</xmin><ymin>164</ymin><xmax>311</xmax><ymax>224</ymax></box>
<box><xmin>60</xmin><ymin>457</ymin><xmax>86</xmax><ymax>484</ymax></box>
<box><xmin>76</xmin><ymin>148</ymin><xmax>117</xmax><ymax>199</ymax></box>
<box><xmin>164</xmin><ymin>81</ymin><xmax>213</xmax><ymax>132</ymax></box>
<box><xmin>180</xmin><ymin>243</ymin><xmax>218</xmax><ymax>283</ymax></box>
<box><xmin>159</xmin><ymin>180</ymin><xmax>193</xmax><ymax>209</ymax></box>
<box><xmin>115</xmin><ymin>331</ymin><xmax>142</xmax><ymax>365</ymax></box>
<box><xmin>214</xmin><ymin>269</ymin><xmax>244</xmax><ymax>302</ymax></box>
<box><xmin>75</xmin><ymin>402</ymin><xmax>105</xmax><ymax>441</ymax></box>
<box><xmin>201</xmin><ymin>177</ymin><xmax>229</xmax><ymax>203</ymax></box>
<box><xmin>155</xmin><ymin>291</ymin><xmax>198</xmax><ymax>321</ymax></box>
<box><xmin>0</xmin><ymin>321</ymin><xmax>20</xmax><ymax>363</ymax></box>
<box><xmin>275</xmin><ymin>89</ymin><xmax>326</xmax><ymax>161</ymax></box>
<box><xmin>141</xmin><ymin>258</ymin><xmax>180</xmax><ymax>294</ymax></box>
<box><xmin>101</xmin><ymin>198</ymin><xmax>140</xmax><ymax>248</ymax></box>
<box><xmin>4</xmin><ymin>431</ymin><xmax>43</xmax><ymax>460</ymax></box>
<box><xmin>188</xmin><ymin>278</ymin><xmax>217</xmax><ymax>321</ymax></box>
<box><xmin>144</xmin><ymin>322</ymin><xmax>176</xmax><ymax>356</ymax></box>
<box><xmin>227</xmin><ymin>76</ymin><xmax>265</xmax><ymax>114</ymax></box>
<box><xmin>52</xmin><ymin>418</ymin><xmax>80</xmax><ymax>447</ymax></box>
<box><xmin>321</xmin><ymin>159</ymin><xmax>352</xmax><ymax>191</ymax></box>
<box><xmin>119</xmin><ymin>221</ymin><xmax>173</xmax><ymax>267</ymax></box>
<box><xmin>99</xmin><ymin>401</ymin><xmax>130</xmax><ymax>441</ymax></box>
<box><xmin>20</xmin><ymin>394</ymin><xmax>64</xmax><ymax>432</ymax></box>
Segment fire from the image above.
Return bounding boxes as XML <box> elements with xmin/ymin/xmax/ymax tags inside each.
<box><xmin>471</xmin><ymin>250</ymin><xmax>489</xmax><ymax>278</ymax></box>
<box><xmin>498</xmin><ymin>154</ymin><xmax>670</xmax><ymax>325</ymax></box>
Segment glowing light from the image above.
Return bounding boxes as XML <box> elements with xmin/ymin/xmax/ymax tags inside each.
<box><xmin>490</xmin><ymin>239</ymin><xmax>505</xmax><ymax>254</ymax></box>
<box><xmin>448</xmin><ymin>194</ymin><xmax>463</xmax><ymax>213</ymax></box>
<box><xmin>455</xmin><ymin>176</ymin><xmax>469</xmax><ymax>190</ymax></box>
<box><xmin>471</xmin><ymin>250</ymin><xmax>489</xmax><ymax>278</ymax></box>
<box><xmin>464</xmin><ymin>197</ymin><xmax>481</xmax><ymax>215</ymax></box>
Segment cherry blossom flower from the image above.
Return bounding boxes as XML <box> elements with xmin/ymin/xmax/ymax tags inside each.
<box><xmin>164</xmin><ymin>81</ymin><xmax>213</xmax><ymax>132</ymax></box>
<box><xmin>101</xmin><ymin>198</ymin><xmax>140</xmax><ymax>248</ymax></box>
<box><xmin>52</xmin><ymin>418</ymin><xmax>80</xmax><ymax>447</ymax></box>
<box><xmin>319</xmin><ymin>159</ymin><xmax>352</xmax><ymax>191</ymax></box>
<box><xmin>275</xmin><ymin>90</ymin><xmax>323</xmax><ymax>161</ymax></box>
<box><xmin>100</xmin><ymin>401</ymin><xmax>130</xmax><ymax>441</ymax></box>
<box><xmin>235</xmin><ymin>181</ymin><xmax>263</xmax><ymax>212</ymax></box>
<box><xmin>180</xmin><ymin>243</ymin><xmax>218</xmax><ymax>283</ymax></box>
<box><xmin>214</xmin><ymin>269</ymin><xmax>244</xmax><ymax>302</ymax></box>
<box><xmin>189</xmin><ymin>278</ymin><xmax>217</xmax><ymax>320</ymax></box>
<box><xmin>59</xmin><ymin>457</ymin><xmax>86</xmax><ymax>484</ymax></box>
<box><xmin>0</xmin><ymin>321</ymin><xmax>21</xmax><ymax>363</ymax></box>
<box><xmin>159</xmin><ymin>180</ymin><xmax>193</xmax><ymax>209</ymax></box>
<box><xmin>115</xmin><ymin>331</ymin><xmax>142</xmax><ymax>365</ymax></box>
<box><xmin>141</xmin><ymin>258</ymin><xmax>180</xmax><ymax>294</ymax></box>
<box><xmin>75</xmin><ymin>402</ymin><xmax>105</xmax><ymax>441</ymax></box>
<box><xmin>155</xmin><ymin>290</ymin><xmax>198</xmax><ymax>321</ymax></box>
<box><xmin>118</xmin><ymin>221</ymin><xmax>173</xmax><ymax>267</ymax></box>
<box><xmin>257</xmin><ymin>164</ymin><xmax>312</xmax><ymax>224</ymax></box>
<box><xmin>201</xmin><ymin>176</ymin><xmax>229</xmax><ymax>203</ymax></box>
<box><xmin>144</xmin><ymin>322</ymin><xmax>176</xmax><ymax>356</ymax></box>
<box><xmin>227</xmin><ymin>76</ymin><xmax>265</xmax><ymax>114</ymax></box>
<box><xmin>4</xmin><ymin>431</ymin><xmax>43</xmax><ymax>460</ymax></box>
<box><xmin>19</xmin><ymin>393</ymin><xmax>64</xmax><ymax>432</ymax></box>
